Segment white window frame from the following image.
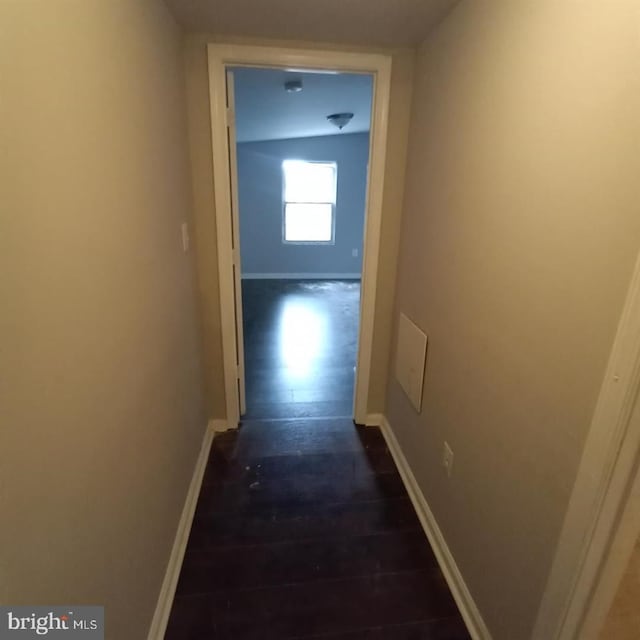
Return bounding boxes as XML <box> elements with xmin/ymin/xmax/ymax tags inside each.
<box><xmin>281</xmin><ymin>160</ymin><xmax>337</xmax><ymax>245</ymax></box>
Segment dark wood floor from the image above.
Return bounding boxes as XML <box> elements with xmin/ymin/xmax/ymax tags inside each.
<box><xmin>242</xmin><ymin>279</ymin><xmax>360</xmax><ymax>420</ymax></box>
<box><xmin>165</xmin><ymin>280</ymin><xmax>470</xmax><ymax>639</ymax></box>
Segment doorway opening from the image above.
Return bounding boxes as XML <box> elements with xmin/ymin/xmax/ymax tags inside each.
<box><xmin>207</xmin><ymin>45</ymin><xmax>392</xmax><ymax>428</ymax></box>
<box><xmin>229</xmin><ymin>66</ymin><xmax>373</xmax><ymax>421</ymax></box>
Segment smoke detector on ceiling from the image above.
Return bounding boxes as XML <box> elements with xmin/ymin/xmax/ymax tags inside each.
<box><xmin>327</xmin><ymin>112</ymin><xmax>354</xmax><ymax>130</ymax></box>
<box><xmin>284</xmin><ymin>79</ymin><xmax>303</xmax><ymax>93</ymax></box>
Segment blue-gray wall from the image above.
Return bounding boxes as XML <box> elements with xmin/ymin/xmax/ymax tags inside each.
<box><xmin>237</xmin><ymin>132</ymin><xmax>370</xmax><ymax>277</ymax></box>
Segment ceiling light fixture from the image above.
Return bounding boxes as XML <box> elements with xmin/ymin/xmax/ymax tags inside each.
<box><xmin>284</xmin><ymin>79</ymin><xmax>303</xmax><ymax>93</ymax></box>
<box><xmin>327</xmin><ymin>112</ymin><xmax>354</xmax><ymax>130</ymax></box>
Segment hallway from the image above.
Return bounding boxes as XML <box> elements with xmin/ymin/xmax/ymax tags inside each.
<box><xmin>5</xmin><ymin>2</ymin><xmax>638</xmax><ymax>638</ymax></box>
<box><xmin>165</xmin><ymin>281</ymin><xmax>470</xmax><ymax>639</ymax></box>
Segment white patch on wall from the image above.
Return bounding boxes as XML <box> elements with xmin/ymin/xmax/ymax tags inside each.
<box><xmin>395</xmin><ymin>313</ymin><xmax>428</xmax><ymax>412</ymax></box>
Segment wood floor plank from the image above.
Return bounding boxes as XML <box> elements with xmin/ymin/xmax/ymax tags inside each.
<box><xmin>243</xmin><ymin>400</ymin><xmax>355</xmax><ymax>420</ymax></box>
<box><xmin>287</xmin><ymin>617</ymin><xmax>472</xmax><ymax>640</ymax></box>
<box><xmin>212</xmin><ymin>418</ymin><xmax>387</xmax><ymax>459</ymax></box>
<box><xmin>202</xmin><ymin>449</ymin><xmax>401</xmax><ymax>486</ymax></box>
<box><xmin>176</xmin><ymin>530</ymin><xmax>438</xmax><ymax>595</ymax></box>
<box><xmin>194</xmin><ymin>460</ymin><xmax>408</xmax><ymax>514</ymax></box>
<box><xmin>166</xmin><ymin>570</ymin><xmax>460</xmax><ymax>640</ymax></box>
<box><xmin>187</xmin><ymin>496</ymin><xmax>424</xmax><ymax>550</ymax></box>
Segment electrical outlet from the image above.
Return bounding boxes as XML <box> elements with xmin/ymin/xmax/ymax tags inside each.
<box><xmin>443</xmin><ymin>442</ymin><xmax>454</xmax><ymax>478</ymax></box>
<box><xmin>352</xmin><ymin>248</ymin><xmax>358</xmax><ymax>257</ymax></box>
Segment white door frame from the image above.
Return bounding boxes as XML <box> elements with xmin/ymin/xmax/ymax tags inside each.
<box><xmin>224</xmin><ymin>69</ymin><xmax>247</xmax><ymax>416</ymax></box>
<box><xmin>578</xmin><ymin>436</ymin><xmax>640</xmax><ymax>639</ymax></box>
<box><xmin>207</xmin><ymin>43</ymin><xmax>392</xmax><ymax>428</ymax></box>
<box><xmin>532</xmin><ymin>249</ymin><xmax>640</xmax><ymax>640</ymax></box>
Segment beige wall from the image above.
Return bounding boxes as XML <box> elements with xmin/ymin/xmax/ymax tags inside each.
<box><xmin>0</xmin><ymin>2</ymin><xmax>206</xmax><ymax>638</ymax></box>
<box><xmin>386</xmin><ymin>2</ymin><xmax>640</xmax><ymax>639</ymax></box>
<box><xmin>184</xmin><ymin>34</ymin><xmax>414</xmax><ymax>418</ymax></box>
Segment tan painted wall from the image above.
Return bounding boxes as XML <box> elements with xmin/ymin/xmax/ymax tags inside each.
<box><xmin>385</xmin><ymin>2</ymin><xmax>640</xmax><ymax>639</ymax></box>
<box><xmin>0</xmin><ymin>2</ymin><xmax>206</xmax><ymax>638</ymax></box>
<box><xmin>184</xmin><ymin>34</ymin><xmax>414</xmax><ymax>418</ymax></box>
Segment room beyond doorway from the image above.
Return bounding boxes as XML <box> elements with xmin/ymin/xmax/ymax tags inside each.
<box><xmin>231</xmin><ymin>64</ymin><xmax>373</xmax><ymax>422</ymax></box>
<box><xmin>207</xmin><ymin>44</ymin><xmax>392</xmax><ymax>428</ymax></box>
<box><xmin>242</xmin><ymin>279</ymin><xmax>360</xmax><ymax>420</ymax></box>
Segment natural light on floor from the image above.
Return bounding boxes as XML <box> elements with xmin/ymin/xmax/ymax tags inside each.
<box><xmin>279</xmin><ymin>299</ymin><xmax>327</xmax><ymax>378</ymax></box>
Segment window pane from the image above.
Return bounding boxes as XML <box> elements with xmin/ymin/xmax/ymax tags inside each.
<box><xmin>284</xmin><ymin>203</ymin><xmax>333</xmax><ymax>242</ymax></box>
<box><xmin>283</xmin><ymin>161</ymin><xmax>336</xmax><ymax>203</ymax></box>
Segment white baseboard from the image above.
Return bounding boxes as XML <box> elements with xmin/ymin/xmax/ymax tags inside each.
<box><xmin>365</xmin><ymin>413</ymin><xmax>384</xmax><ymax>427</ymax></box>
<box><xmin>242</xmin><ymin>273</ymin><xmax>361</xmax><ymax>280</ymax></box>
<box><xmin>208</xmin><ymin>418</ymin><xmax>232</xmax><ymax>433</ymax></box>
<box><xmin>146</xmin><ymin>425</ymin><xmax>214</xmax><ymax>640</ymax></box>
<box><xmin>380</xmin><ymin>416</ymin><xmax>492</xmax><ymax>640</ymax></box>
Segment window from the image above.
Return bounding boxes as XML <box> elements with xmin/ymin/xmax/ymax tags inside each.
<box><xmin>282</xmin><ymin>160</ymin><xmax>337</xmax><ymax>243</ymax></box>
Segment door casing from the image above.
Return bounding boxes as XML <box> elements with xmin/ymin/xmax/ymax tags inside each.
<box><xmin>532</xmin><ymin>247</ymin><xmax>640</xmax><ymax>639</ymax></box>
<box><xmin>207</xmin><ymin>43</ymin><xmax>392</xmax><ymax>428</ymax></box>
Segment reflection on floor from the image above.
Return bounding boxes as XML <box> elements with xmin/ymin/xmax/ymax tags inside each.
<box><xmin>165</xmin><ymin>280</ymin><xmax>471</xmax><ymax>639</ymax></box>
<box><xmin>242</xmin><ymin>280</ymin><xmax>360</xmax><ymax>419</ymax></box>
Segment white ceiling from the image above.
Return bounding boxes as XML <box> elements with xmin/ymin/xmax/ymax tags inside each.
<box><xmin>231</xmin><ymin>67</ymin><xmax>373</xmax><ymax>143</ymax></box>
<box><xmin>164</xmin><ymin>0</ymin><xmax>459</xmax><ymax>47</ymax></box>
